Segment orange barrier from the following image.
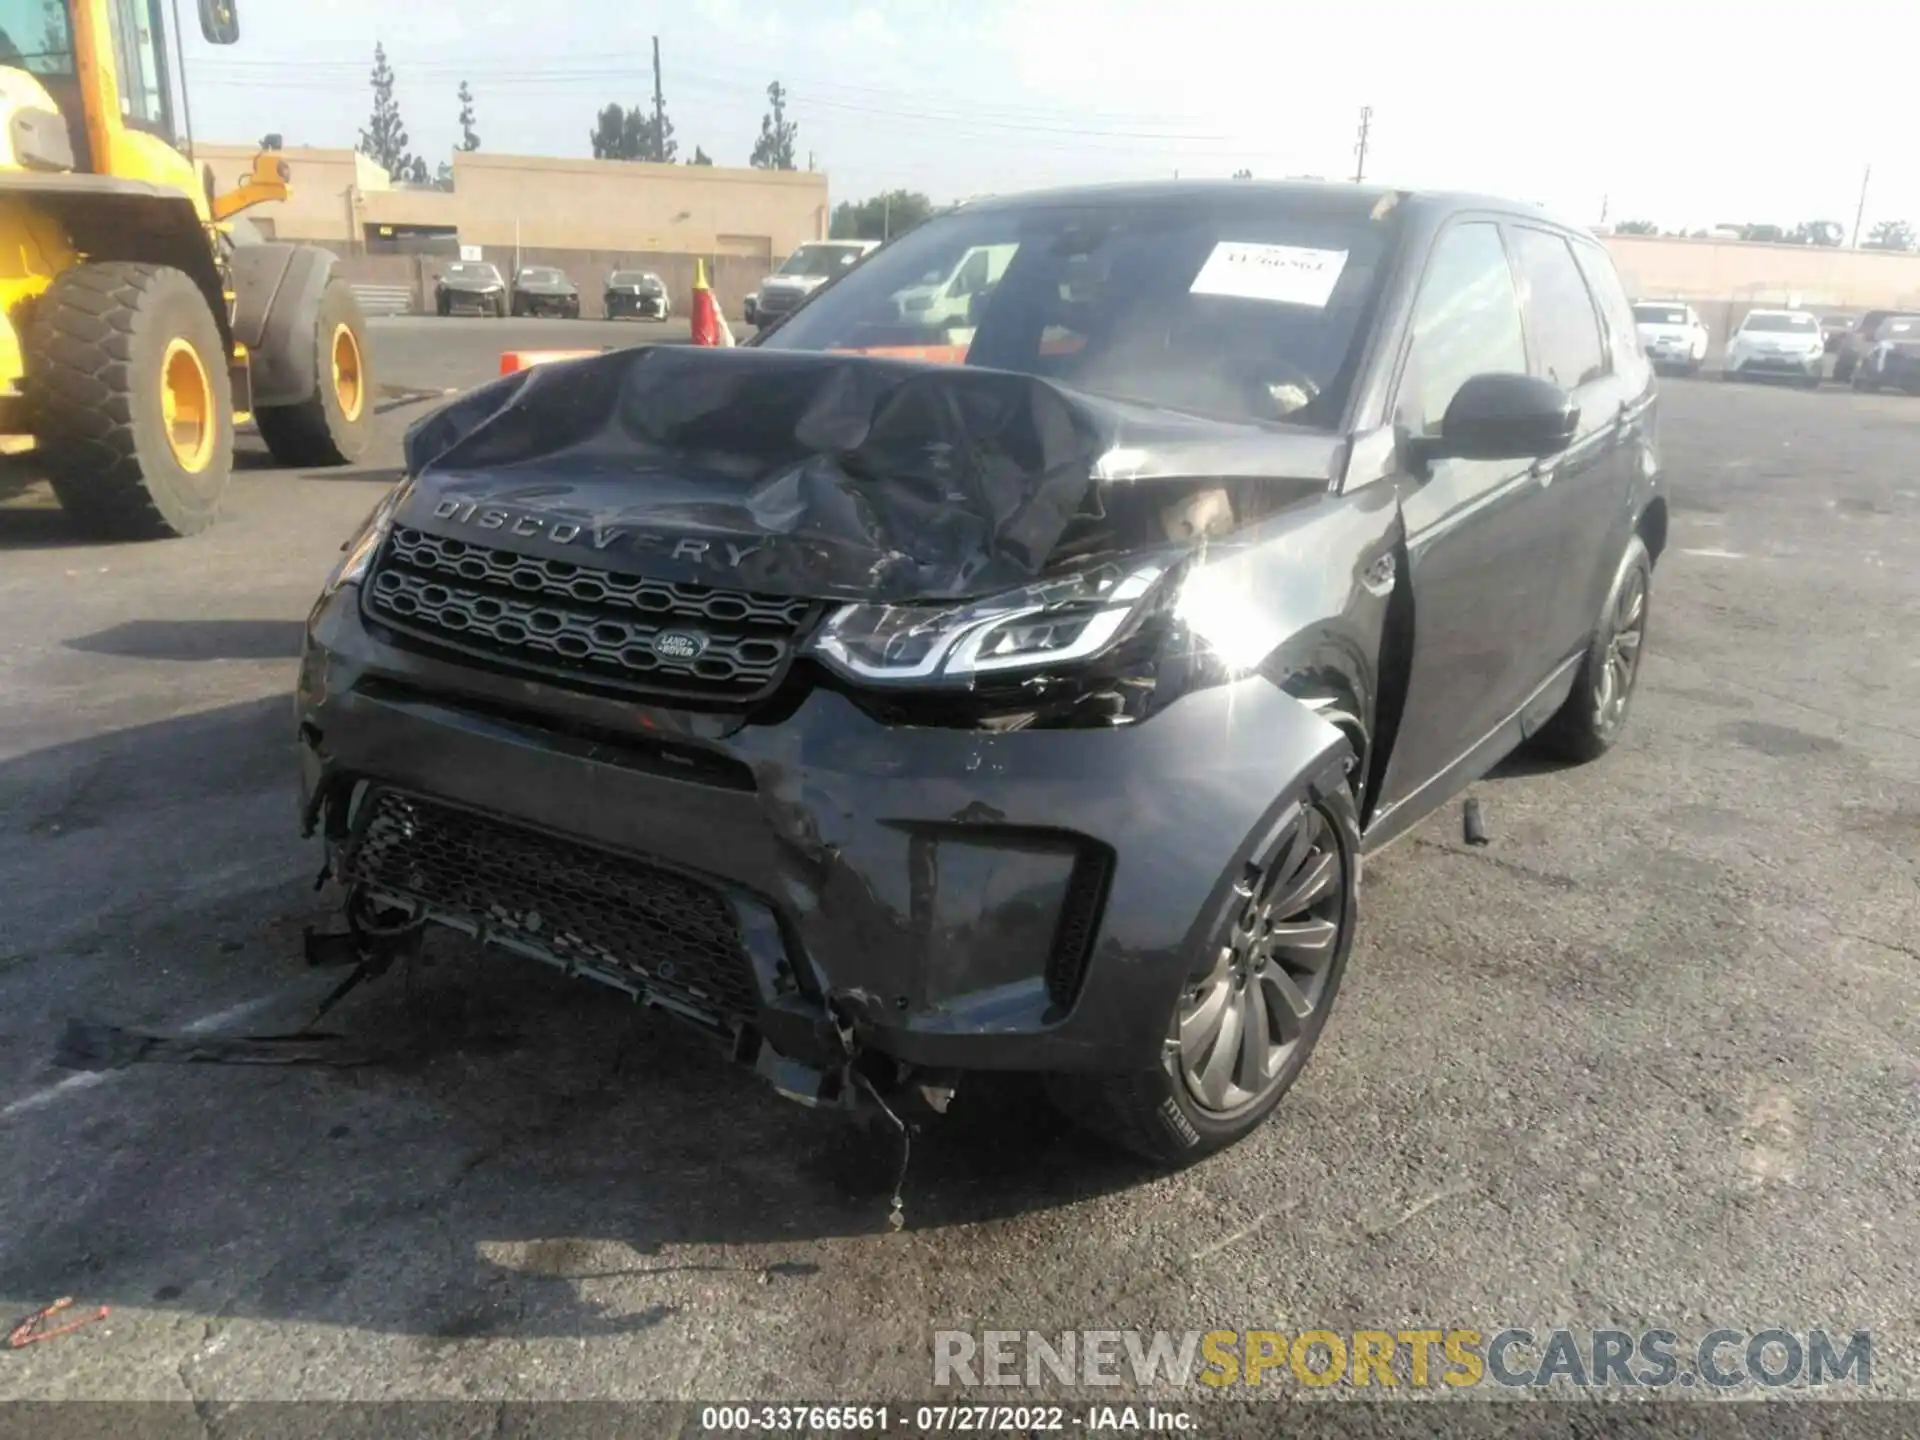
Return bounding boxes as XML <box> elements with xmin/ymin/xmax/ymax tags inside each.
<box><xmin>500</xmin><ymin>349</ymin><xmax>603</xmax><ymax>374</ymax></box>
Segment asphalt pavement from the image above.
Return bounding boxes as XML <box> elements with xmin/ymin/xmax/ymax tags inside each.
<box><xmin>0</xmin><ymin>326</ymin><xmax>1916</xmax><ymax>1418</ymax></box>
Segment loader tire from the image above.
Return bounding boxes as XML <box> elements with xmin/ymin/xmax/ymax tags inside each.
<box><xmin>253</xmin><ymin>279</ymin><xmax>373</xmax><ymax>468</ymax></box>
<box><xmin>27</xmin><ymin>261</ymin><xmax>233</xmax><ymax>540</ymax></box>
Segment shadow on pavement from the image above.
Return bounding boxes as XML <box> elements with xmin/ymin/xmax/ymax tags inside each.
<box><xmin>65</xmin><ymin>618</ymin><xmax>307</xmax><ymax>662</ymax></box>
<box><xmin>0</xmin><ymin>696</ymin><xmax>1157</xmax><ymax>1345</ymax></box>
<box><xmin>0</xmin><ymin>501</ymin><xmax>78</xmax><ymax>552</ymax></box>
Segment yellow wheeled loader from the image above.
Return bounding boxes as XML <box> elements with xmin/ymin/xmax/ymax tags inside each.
<box><xmin>0</xmin><ymin>0</ymin><xmax>373</xmax><ymax>539</ymax></box>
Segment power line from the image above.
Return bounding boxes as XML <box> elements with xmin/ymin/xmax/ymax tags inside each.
<box><xmin>1352</xmin><ymin>105</ymin><xmax>1371</xmax><ymax>184</ymax></box>
<box><xmin>186</xmin><ymin>49</ymin><xmax>1232</xmax><ymax>132</ymax></box>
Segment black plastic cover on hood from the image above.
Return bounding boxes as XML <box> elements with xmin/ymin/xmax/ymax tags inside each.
<box><xmin>398</xmin><ymin>346</ymin><xmax>1345</xmax><ymax>603</ymax></box>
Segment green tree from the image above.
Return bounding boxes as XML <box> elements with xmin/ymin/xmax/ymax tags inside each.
<box><xmin>590</xmin><ymin>103</ymin><xmax>675</xmax><ymax>162</ymax></box>
<box><xmin>830</xmin><ymin>190</ymin><xmax>934</xmax><ymax>241</ymax></box>
<box><xmin>1789</xmin><ymin>220</ymin><xmax>1843</xmax><ymax>246</ymax></box>
<box><xmin>689</xmin><ymin>145</ymin><xmax>713</xmax><ymax>166</ymax></box>
<box><xmin>456</xmin><ymin>80</ymin><xmax>480</xmax><ymax>152</ymax></box>
<box><xmin>1865</xmin><ymin>218</ymin><xmax>1915</xmax><ymax>251</ymax></box>
<box><xmin>1614</xmin><ymin>219</ymin><xmax>1658</xmax><ymax>235</ymax></box>
<box><xmin>750</xmin><ymin>81</ymin><xmax>798</xmax><ymax>170</ymax></box>
<box><xmin>1231</xmin><ymin>168</ymin><xmax>1253</xmax><ymax>180</ymax></box>
<box><xmin>357</xmin><ymin>43</ymin><xmax>422</xmax><ymax>182</ymax></box>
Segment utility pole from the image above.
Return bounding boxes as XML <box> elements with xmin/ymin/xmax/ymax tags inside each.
<box><xmin>1851</xmin><ymin>163</ymin><xmax>1871</xmax><ymax>248</ymax></box>
<box><xmin>651</xmin><ymin>36</ymin><xmax>665</xmax><ymax>164</ymax></box>
<box><xmin>1352</xmin><ymin>106</ymin><xmax>1372</xmax><ymax>184</ymax></box>
<box><xmin>883</xmin><ymin>192</ymin><xmax>891</xmax><ymax>241</ymax></box>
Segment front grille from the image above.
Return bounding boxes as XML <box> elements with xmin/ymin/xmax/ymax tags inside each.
<box><xmin>756</xmin><ymin>289</ymin><xmax>802</xmax><ymax>316</ymax></box>
<box><xmin>364</xmin><ymin>527</ymin><xmax>816</xmax><ymax>704</ymax></box>
<box><xmin>349</xmin><ymin>788</ymin><xmax>761</xmax><ymax>1024</ymax></box>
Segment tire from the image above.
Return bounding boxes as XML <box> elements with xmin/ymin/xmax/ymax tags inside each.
<box><xmin>253</xmin><ymin>278</ymin><xmax>372</xmax><ymax>468</ymax></box>
<box><xmin>1044</xmin><ymin>784</ymin><xmax>1360</xmax><ymax>1167</ymax></box>
<box><xmin>1532</xmin><ymin>534</ymin><xmax>1651</xmax><ymax>763</ymax></box>
<box><xmin>26</xmin><ymin>261</ymin><xmax>233</xmax><ymax>540</ymax></box>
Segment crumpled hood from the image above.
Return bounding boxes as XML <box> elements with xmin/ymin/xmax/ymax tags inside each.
<box><xmin>439</xmin><ymin>274</ymin><xmax>503</xmax><ymax>292</ymax></box>
<box><xmin>517</xmin><ymin>278</ymin><xmax>577</xmax><ymax>294</ymax></box>
<box><xmin>398</xmin><ymin>346</ymin><xmax>1342</xmax><ymax>604</ymax></box>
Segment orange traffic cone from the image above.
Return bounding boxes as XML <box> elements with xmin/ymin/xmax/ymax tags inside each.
<box><xmin>689</xmin><ymin>259</ymin><xmax>735</xmax><ymax>347</ymax></box>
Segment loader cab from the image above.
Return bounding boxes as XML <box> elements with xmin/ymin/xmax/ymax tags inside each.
<box><xmin>0</xmin><ymin>0</ymin><xmax>236</xmax><ymax>174</ymax></box>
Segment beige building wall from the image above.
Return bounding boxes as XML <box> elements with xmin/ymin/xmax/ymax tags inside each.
<box><xmin>192</xmin><ymin>145</ymin><xmax>828</xmax><ymax>259</ymax></box>
<box><xmin>1602</xmin><ymin>234</ymin><xmax>1920</xmax><ymax>310</ymax></box>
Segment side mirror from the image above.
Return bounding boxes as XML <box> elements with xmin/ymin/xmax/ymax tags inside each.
<box><xmin>198</xmin><ymin>0</ymin><xmax>239</xmax><ymax>44</ymax></box>
<box><xmin>1423</xmin><ymin>373</ymin><xmax>1578</xmax><ymax>463</ymax></box>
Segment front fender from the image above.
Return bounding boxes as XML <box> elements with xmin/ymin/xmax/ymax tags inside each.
<box><xmin>231</xmin><ymin>242</ymin><xmax>340</xmax><ymax>408</ymax></box>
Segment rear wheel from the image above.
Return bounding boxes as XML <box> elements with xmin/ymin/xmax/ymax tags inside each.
<box><xmin>27</xmin><ymin>261</ymin><xmax>233</xmax><ymax>540</ymax></box>
<box><xmin>1533</xmin><ymin>535</ymin><xmax>1651</xmax><ymax>763</ymax></box>
<box><xmin>253</xmin><ymin>279</ymin><xmax>372</xmax><ymax>468</ymax></box>
<box><xmin>1044</xmin><ymin>786</ymin><xmax>1359</xmax><ymax>1167</ymax></box>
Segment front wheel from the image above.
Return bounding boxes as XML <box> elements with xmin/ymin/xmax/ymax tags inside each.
<box><xmin>1532</xmin><ymin>534</ymin><xmax>1651</xmax><ymax>763</ymax></box>
<box><xmin>27</xmin><ymin>261</ymin><xmax>234</xmax><ymax>539</ymax></box>
<box><xmin>1045</xmin><ymin>785</ymin><xmax>1359</xmax><ymax>1167</ymax></box>
<box><xmin>253</xmin><ymin>278</ymin><xmax>373</xmax><ymax>468</ymax></box>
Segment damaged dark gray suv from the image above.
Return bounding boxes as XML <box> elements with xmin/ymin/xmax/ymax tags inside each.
<box><xmin>298</xmin><ymin>181</ymin><xmax>1665</xmax><ymax>1165</ymax></box>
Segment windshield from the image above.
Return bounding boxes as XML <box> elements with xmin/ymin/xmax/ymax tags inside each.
<box><xmin>519</xmin><ymin>269</ymin><xmax>563</xmax><ymax>284</ymax></box>
<box><xmin>446</xmin><ymin>264</ymin><xmax>499</xmax><ymax>282</ymax></box>
<box><xmin>1878</xmin><ymin>317</ymin><xmax>1920</xmax><ymax>340</ymax></box>
<box><xmin>1633</xmin><ymin>304</ymin><xmax>1688</xmax><ymax>326</ymax></box>
<box><xmin>756</xmin><ymin>196</ymin><xmax>1401</xmax><ymax>429</ymax></box>
<box><xmin>611</xmin><ymin>271</ymin><xmax>659</xmax><ymax>286</ymax></box>
<box><xmin>1742</xmin><ymin>313</ymin><xmax>1817</xmax><ymax>334</ymax></box>
<box><xmin>778</xmin><ymin>245</ymin><xmax>867</xmax><ymax>279</ymax></box>
<box><xmin>0</xmin><ymin>0</ymin><xmax>74</xmax><ymax>74</ymax></box>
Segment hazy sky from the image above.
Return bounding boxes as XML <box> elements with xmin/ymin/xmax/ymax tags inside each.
<box><xmin>184</xmin><ymin>0</ymin><xmax>1916</xmax><ymax>236</ymax></box>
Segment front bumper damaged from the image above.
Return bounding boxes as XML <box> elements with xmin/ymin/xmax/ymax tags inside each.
<box><xmin>297</xmin><ymin>591</ymin><xmax>1348</xmax><ymax>1104</ymax></box>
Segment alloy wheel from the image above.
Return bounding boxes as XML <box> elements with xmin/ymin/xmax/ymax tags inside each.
<box><xmin>1594</xmin><ymin>566</ymin><xmax>1647</xmax><ymax>735</ymax></box>
<box><xmin>1175</xmin><ymin>806</ymin><xmax>1347</xmax><ymax>1117</ymax></box>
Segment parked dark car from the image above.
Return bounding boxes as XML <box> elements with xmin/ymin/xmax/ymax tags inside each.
<box><xmin>1833</xmin><ymin>309</ymin><xmax>1920</xmax><ymax>383</ymax></box>
<box><xmin>605</xmin><ymin>269</ymin><xmax>671</xmax><ymax>320</ymax></box>
<box><xmin>300</xmin><ymin>182</ymin><xmax>1665</xmax><ymax>1165</ymax></box>
<box><xmin>1849</xmin><ymin>314</ymin><xmax>1920</xmax><ymax>394</ymax></box>
<box><xmin>511</xmin><ymin>267</ymin><xmax>580</xmax><ymax>319</ymax></box>
<box><xmin>435</xmin><ymin>261</ymin><xmax>507</xmax><ymax>318</ymax></box>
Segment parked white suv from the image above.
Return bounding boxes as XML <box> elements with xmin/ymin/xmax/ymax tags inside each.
<box><xmin>1723</xmin><ymin>309</ymin><xmax>1826</xmax><ymax>387</ymax></box>
<box><xmin>747</xmin><ymin>241</ymin><xmax>879</xmax><ymax>329</ymax></box>
<box><xmin>1632</xmin><ymin>300</ymin><xmax>1709</xmax><ymax>375</ymax></box>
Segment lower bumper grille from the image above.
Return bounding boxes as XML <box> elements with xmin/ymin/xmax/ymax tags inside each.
<box><xmin>348</xmin><ymin>788</ymin><xmax>762</xmax><ymax>1025</ymax></box>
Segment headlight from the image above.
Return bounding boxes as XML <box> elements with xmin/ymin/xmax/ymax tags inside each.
<box><xmin>321</xmin><ymin>478</ymin><xmax>409</xmax><ymax>595</ymax></box>
<box><xmin>810</xmin><ymin>560</ymin><xmax>1172</xmax><ymax>685</ymax></box>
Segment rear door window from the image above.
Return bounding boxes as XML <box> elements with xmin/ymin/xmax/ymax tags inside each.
<box><xmin>1574</xmin><ymin>241</ymin><xmax>1653</xmax><ymax>382</ymax></box>
<box><xmin>1512</xmin><ymin>227</ymin><xmax>1608</xmax><ymax>389</ymax></box>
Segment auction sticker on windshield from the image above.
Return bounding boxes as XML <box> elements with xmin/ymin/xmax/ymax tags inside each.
<box><xmin>1190</xmin><ymin>243</ymin><xmax>1348</xmax><ymax>308</ymax></box>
